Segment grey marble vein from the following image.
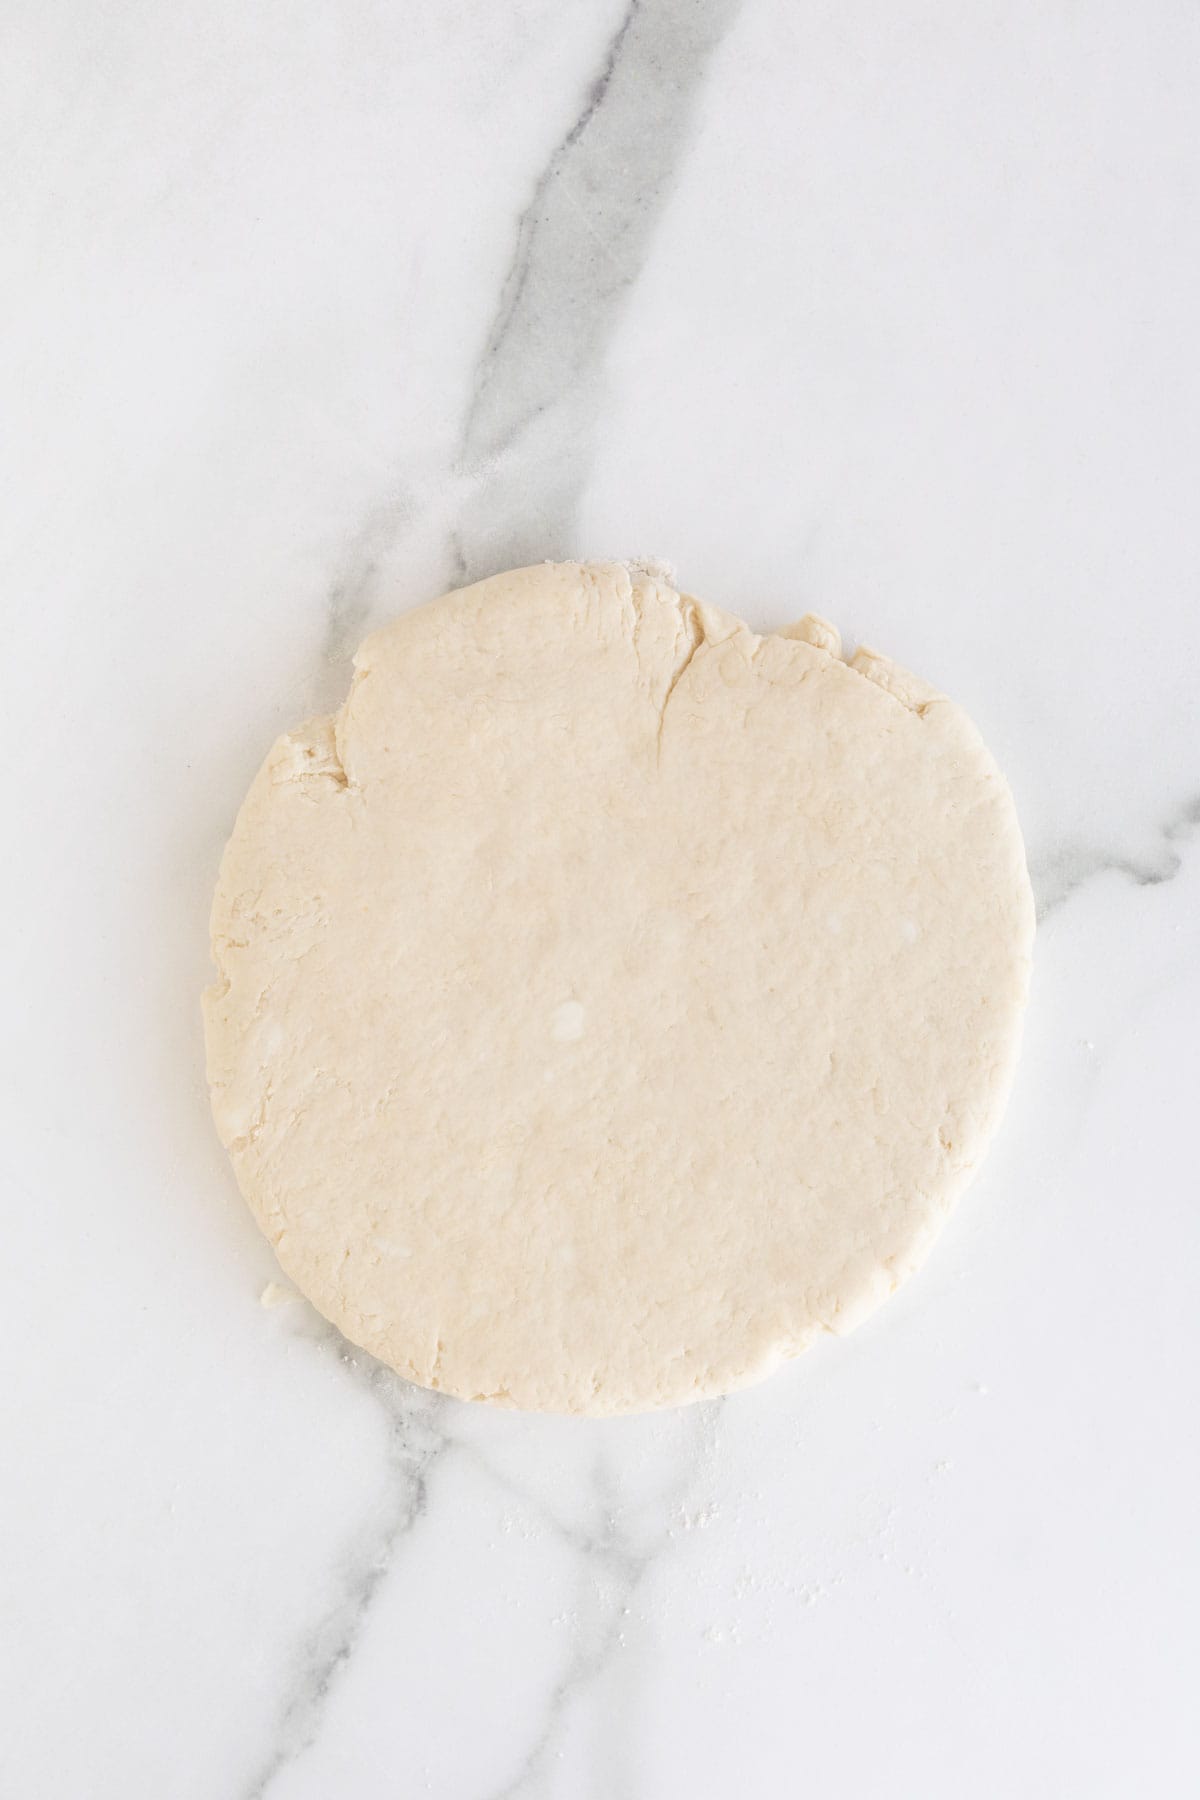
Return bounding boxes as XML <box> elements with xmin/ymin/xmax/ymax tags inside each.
<box><xmin>489</xmin><ymin>1500</ymin><xmax>648</xmax><ymax>1800</ymax></box>
<box><xmin>449</xmin><ymin>0</ymin><xmax>744</xmax><ymax>585</ymax></box>
<box><xmin>241</xmin><ymin>1337</ymin><xmax>451</xmax><ymax>1800</ymax></box>
<box><xmin>317</xmin><ymin>0</ymin><xmax>742</xmax><ymax>671</ymax></box>
<box><xmin>311</xmin><ymin>486</ymin><xmax>426</xmax><ymax>716</ymax></box>
<box><xmin>487</xmin><ymin>1402</ymin><xmax>725</xmax><ymax>1800</ymax></box>
<box><xmin>321</xmin><ymin>493</ymin><xmax>420</xmax><ymax>671</ymax></box>
<box><xmin>1031</xmin><ymin>789</ymin><xmax>1200</xmax><ymax>921</ymax></box>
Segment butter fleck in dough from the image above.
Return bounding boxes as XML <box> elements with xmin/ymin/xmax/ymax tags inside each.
<box><xmin>204</xmin><ymin>562</ymin><xmax>1033</xmax><ymax>1414</ymax></box>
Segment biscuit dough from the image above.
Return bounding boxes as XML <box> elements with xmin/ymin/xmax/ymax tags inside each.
<box><xmin>204</xmin><ymin>562</ymin><xmax>1033</xmax><ymax>1413</ymax></box>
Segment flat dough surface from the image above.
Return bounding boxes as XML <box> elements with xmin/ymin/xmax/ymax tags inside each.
<box><xmin>204</xmin><ymin>562</ymin><xmax>1033</xmax><ymax>1413</ymax></box>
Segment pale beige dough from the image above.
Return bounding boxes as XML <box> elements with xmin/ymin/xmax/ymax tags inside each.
<box><xmin>204</xmin><ymin>562</ymin><xmax>1033</xmax><ymax>1414</ymax></box>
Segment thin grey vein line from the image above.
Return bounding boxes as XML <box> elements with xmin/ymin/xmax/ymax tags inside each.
<box><xmin>1031</xmin><ymin>788</ymin><xmax>1200</xmax><ymax>922</ymax></box>
<box><xmin>449</xmin><ymin>0</ymin><xmax>745</xmax><ymax>587</ymax></box>
<box><xmin>483</xmin><ymin>1400</ymin><xmax>725</xmax><ymax>1800</ymax></box>
<box><xmin>317</xmin><ymin>0</ymin><xmax>742</xmax><ymax>664</ymax></box>
<box><xmin>314</xmin><ymin>0</ymin><xmax>656</xmax><ymax>667</ymax></box>
<box><xmin>459</xmin><ymin>0</ymin><xmax>643</xmax><ymax>460</ymax></box>
<box><xmin>487</xmin><ymin>1534</ymin><xmax>650</xmax><ymax>1800</ymax></box>
<box><xmin>239</xmin><ymin>1339</ymin><xmax>452</xmax><ymax>1800</ymax></box>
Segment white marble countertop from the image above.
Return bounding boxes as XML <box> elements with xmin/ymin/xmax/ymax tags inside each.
<box><xmin>5</xmin><ymin>3</ymin><xmax>1199</xmax><ymax>1795</ymax></box>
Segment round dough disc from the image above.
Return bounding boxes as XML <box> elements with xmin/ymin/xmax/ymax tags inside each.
<box><xmin>204</xmin><ymin>562</ymin><xmax>1033</xmax><ymax>1414</ymax></box>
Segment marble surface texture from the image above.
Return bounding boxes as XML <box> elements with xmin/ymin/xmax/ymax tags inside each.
<box><xmin>4</xmin><ymin>3</ymin><xmax>1199</xmax><ymax>1796</ymax></box>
